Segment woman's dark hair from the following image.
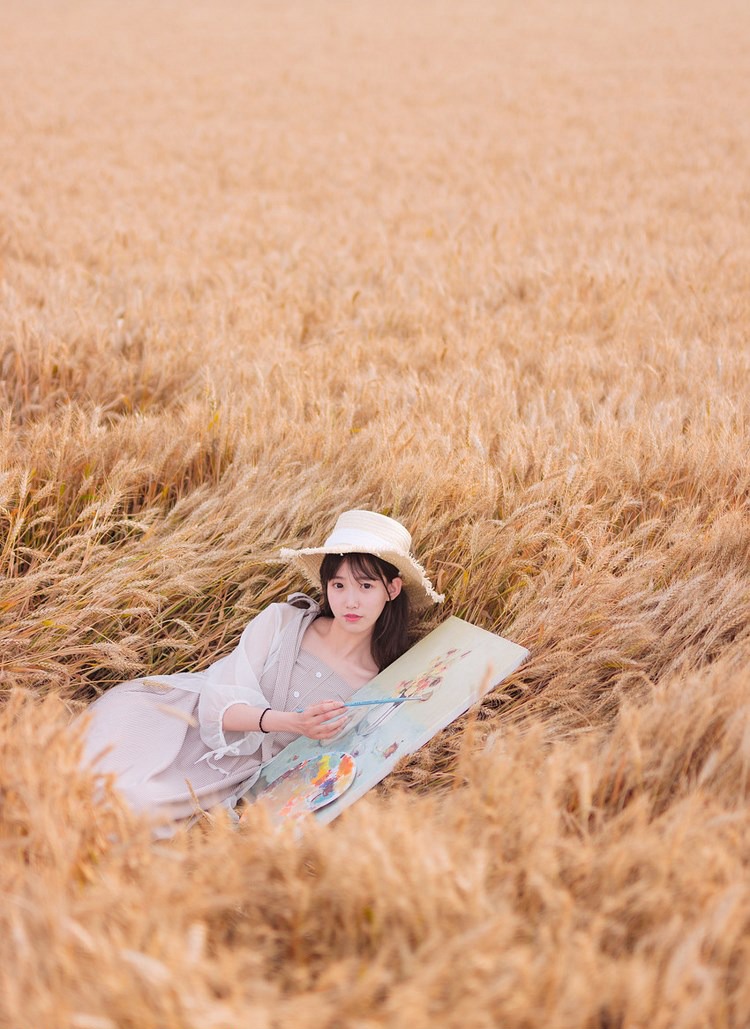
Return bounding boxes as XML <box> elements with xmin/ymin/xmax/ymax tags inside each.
<box><xmin>318</xmin><ymin>552</ymin><xmax>411</xmax><ymax>671</ymax></box>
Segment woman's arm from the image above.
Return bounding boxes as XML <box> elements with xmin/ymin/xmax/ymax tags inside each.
<box><xmin>197</xmin><ymin>604</ymin><xmax>285</xmax><ymax>758</ymax></box>
<box><xmin>222</xmin><ymin>700</ymin><xmax>348</xmax><ymax>741</ymax></box>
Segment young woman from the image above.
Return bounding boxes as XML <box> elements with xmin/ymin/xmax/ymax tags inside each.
<box><xmin>79</xmin><ymin>509</ymin><xmax>443</xmax><ymax>826</ymax></box>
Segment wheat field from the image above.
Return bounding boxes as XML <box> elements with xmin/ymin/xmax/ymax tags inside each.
<box><xmin>1</xmin><ymin>0</ymin><xmax>750</xmax><ymax>1026</ymax></box>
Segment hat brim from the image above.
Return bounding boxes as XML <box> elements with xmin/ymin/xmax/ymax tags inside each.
<box><xmin>279</xmin><ymin>545</ymin><xmax>444</xmax><ymax>610</ymax></box>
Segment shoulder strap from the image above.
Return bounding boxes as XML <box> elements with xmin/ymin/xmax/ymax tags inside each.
<box><xmin>286</xmin><ymin>592</ymin><xmax>319</xmax><ymax>610</ymax></box>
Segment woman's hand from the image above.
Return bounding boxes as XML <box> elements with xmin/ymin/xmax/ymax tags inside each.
<box><xmin>222</xmin><ymin>701</ymin><xmax>349</xmax><ymax>739</ymax></box>
<box><xmin>291</xmin><ymin>700</ymin><xmax>349</xmax><ymax>740</ymax></box>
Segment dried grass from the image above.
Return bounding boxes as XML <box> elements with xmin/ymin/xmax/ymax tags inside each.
<box><xmin>2</xmin><ymin>0</ymin><xmax>750</xmax><ymax>1025</ymax></box>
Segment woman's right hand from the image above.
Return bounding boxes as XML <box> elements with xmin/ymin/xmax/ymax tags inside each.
<box><xmin>292</xmin><ymin>700</ymin><xmax>349</xmax><ymax>740</ymax></box>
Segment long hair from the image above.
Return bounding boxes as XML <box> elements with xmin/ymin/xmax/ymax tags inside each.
<box><xmin>318</xmin><ymin>552</ymin><xmax>411</xmax><ymax>671</ymax></box>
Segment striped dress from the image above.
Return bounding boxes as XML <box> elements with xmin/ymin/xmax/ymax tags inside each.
<box><xmin>79</xmin><ymin>596</ymin><xmax>355</xmax><ymax>824</ymax></box>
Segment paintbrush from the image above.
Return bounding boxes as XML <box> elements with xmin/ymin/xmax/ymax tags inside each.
<box><xmin>297</xmin><ymin>692</ymin><xmax>433</xmax><ymax>716</ymax></box>
<box><xmin>344</xmin><ymin>694</ymin><xmax>432</xmax><ymax>707</ymax></box>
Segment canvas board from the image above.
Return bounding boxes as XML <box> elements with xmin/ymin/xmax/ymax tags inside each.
<box><xmin>245</xmin><ymin>616</ymin><xmax>529</xmax><ymax>825</ymax></box>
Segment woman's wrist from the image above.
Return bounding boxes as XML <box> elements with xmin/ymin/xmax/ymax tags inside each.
<box><xmin>222</xmin><ymin>704</ymin><xmax>297</xmax><ymax>734</ymax></box>
<box><xmin>258</xmin><ymin>708</ymin><xmax>297</xmax><ymax>734</ymax></box>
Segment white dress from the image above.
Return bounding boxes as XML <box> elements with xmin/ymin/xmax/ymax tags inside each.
<box><xmin>79</xmin><ymin>596</ymin><xmax>354</xmax><ymax>822</ymax></box>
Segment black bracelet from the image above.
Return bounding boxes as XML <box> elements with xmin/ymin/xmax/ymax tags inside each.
<box><xmin>258</xmin><ymin>707</ymin><xmax>272</xmax><ymax>733</ymax></box>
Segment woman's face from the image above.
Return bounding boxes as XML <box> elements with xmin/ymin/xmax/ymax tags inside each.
<box><xmin>326</xmin><ymin>558</ymin><xmax>402</xmax><ymax>637</ymax></box>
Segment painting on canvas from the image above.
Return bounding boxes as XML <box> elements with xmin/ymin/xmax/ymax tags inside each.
<box><xmin>244</xmin><ymin>616</ymin><xmax>529</xmax><ymax>825</ymax></box>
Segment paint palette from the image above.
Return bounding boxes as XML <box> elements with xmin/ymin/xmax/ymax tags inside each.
<box><xmin>257</xmin><ymin>752</ymin><xmax>356</xmax><ymax>824</ymax></box>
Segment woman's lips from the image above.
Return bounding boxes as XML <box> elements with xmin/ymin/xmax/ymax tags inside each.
<box><xmin>344</xmin><ymin>614</ymin><xmax>362</xmax><ymax>622</ymax></box>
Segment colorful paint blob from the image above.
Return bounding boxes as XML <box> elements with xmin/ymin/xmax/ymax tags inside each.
<box><xmin>257</xmin><ymin>752</ymin><xmax>357</xmax><ymax>824</ymax></box>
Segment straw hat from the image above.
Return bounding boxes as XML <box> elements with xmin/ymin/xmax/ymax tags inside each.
<box><xmin>279</xmin><ymin>510</ymin><xmax>444</xmax><ymax>609</ymax></box>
